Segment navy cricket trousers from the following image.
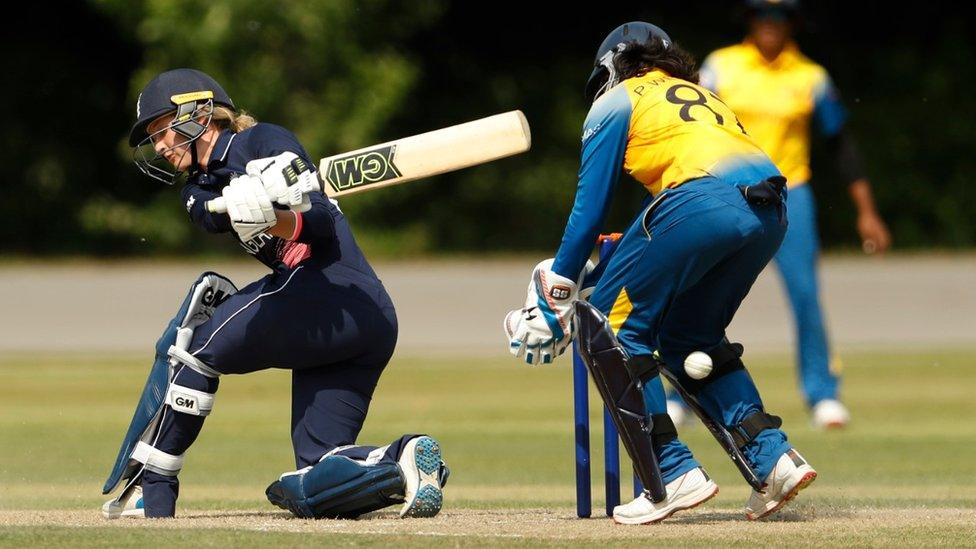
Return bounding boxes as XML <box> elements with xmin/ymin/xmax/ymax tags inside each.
<box><xmin>189</xmin><ymin>262</ymin><xmax>399</xmax><ymax>468</ymax></box>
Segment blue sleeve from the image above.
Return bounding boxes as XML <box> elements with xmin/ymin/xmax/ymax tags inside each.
<box><xmin>246</xmin><ymin>124</ymin><xmax>337</xmax><ymax>245</ymax></box>
<box><xmin>551</xmin><ymin>85</ymin><xmax>632</xmax><ymax>280</ymax></box>
<box><xmin>245</xmin><ymin>124</ymin><xmax>315</xmax><ymax>161</ymax></box>
<box><xmin>181</xmin><ymin>182</ymin><xmax>231</xmax><ymax>233</ymax></box>
<box><xmin>813</xmin><ymin>72</ymin><xmax>847</xmax><ymax>138</ymax></box>
<box><xmin>294</xmin><ymin>192</ymin><xmax>337</xmax><ymax>245</ymax></box>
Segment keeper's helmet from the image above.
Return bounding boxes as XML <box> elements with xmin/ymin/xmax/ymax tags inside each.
<box><xmin>584</xmin><ymin>21</ymin><xmax>671</xmax><ymax>103</ymax></box>
<box><xmin>129</xmin><ymin>68</ymin><xmax>235</xmax><ymax>184</ymax></box>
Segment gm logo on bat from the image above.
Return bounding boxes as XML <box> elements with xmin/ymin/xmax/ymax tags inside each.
<box><xmin>325</xmin><ymin>145</ymin><xmax>403</xmax><ymax>193</ymax></box>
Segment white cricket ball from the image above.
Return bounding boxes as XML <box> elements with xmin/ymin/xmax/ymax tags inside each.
<box><xmin>683</xmin><ymin>351</ymin><xmax>713</xmax><ymax>380</ymax></box>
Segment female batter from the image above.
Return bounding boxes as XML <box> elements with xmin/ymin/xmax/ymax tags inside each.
<box><xmin>102</xmin><ymin>68</ymin><xmax>446</xmax><ymax>520</ymax></box>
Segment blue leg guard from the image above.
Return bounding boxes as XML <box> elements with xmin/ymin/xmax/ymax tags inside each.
<box><xmin>102</xmin><ymin>272</ymin><xmax>236</xmax><ymax>499</ymax></box>
<box><xmin>266</xmin><ymin>456</ymin><xmax>405</xmax><ymax>519</ymax></box>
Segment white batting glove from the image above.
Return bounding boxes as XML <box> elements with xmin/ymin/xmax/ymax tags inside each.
<box><xmin>503</xmin><ymin>259</ymin><xmax>594</xmax><ymax>365</ymax></box>
<box><xmin>245</xmin><ymin>152</ymin><xmax>320</xmax><ymax>213</ymax></box>
<box><xmin>221</xmin><ymin>175</ymin><xmax>277</xmax><ymax>241</ymax></box>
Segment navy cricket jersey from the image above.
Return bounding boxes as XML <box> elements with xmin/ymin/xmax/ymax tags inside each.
<box><xmin>181</xmin><ymin>123</ymin><xmax>378</xmax><ymax>281</ymax></box>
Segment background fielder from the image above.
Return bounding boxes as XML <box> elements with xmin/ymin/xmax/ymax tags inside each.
<box><xmin>677</xmin><ymin>0</ymin><xmax>892</xmax><ymax>428</ymax></box>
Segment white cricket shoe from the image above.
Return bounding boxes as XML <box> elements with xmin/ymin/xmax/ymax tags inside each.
<box><xmin>612</xmin><ymin>467</ymin><xmax>718</xmax><ymax>524</ymax></box>
<box><xmin>101</xmin><ymin>485</ymin><xmax>145</xmax><ymax>519</ymax></box>
<box><xmin>397</xmin><ymin>436</ymin><xmax>444</xmax><ymax>518</ymax></box>
<box><xmin>745</xmin><ymin>449</ymin><xmax>817</xmax><ymax>520</ymax></box>
<box><xmin>812</xmin><ymin>399</ymin><xmax>850</xmax><ymax>429</ymax></box>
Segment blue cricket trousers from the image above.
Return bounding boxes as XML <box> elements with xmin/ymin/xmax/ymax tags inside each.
<box><xmin>589</xmin><ymin>177</ymin><xmax>792</xmax><ymax>483</ymax></box>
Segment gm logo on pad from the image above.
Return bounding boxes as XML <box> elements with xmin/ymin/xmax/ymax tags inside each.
<box><xmin>171</xmin><ymin>392</ymin><xmax>197</xmax><ymax>412</ymax></box>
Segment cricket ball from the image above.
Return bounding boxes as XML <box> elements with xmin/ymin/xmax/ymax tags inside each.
<box><xmin>683</xmin><ymin>351</ymin><xmax>713</xmax><ymax>380</ymax></box>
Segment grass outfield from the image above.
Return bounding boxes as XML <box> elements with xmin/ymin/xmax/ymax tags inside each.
<box><xmin>1</xmin><ymin>349</ymin><xmax>974</xmax><ymax>546</ymax></box>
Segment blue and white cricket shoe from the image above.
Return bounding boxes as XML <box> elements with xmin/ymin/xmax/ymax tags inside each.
<box><xmin>101</xmin><ymin>485</ymin><xmax>145</xmax><ymax>519</ymax></box>
<box><xmin>397</xmin><ymin>436</ymin><xmax>445</xmax><ymax>518</ymax></box>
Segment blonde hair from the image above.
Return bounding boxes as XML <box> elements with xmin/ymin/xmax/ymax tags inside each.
<box><xmin>209</xmin><ymin>104</ymin><xmax>257</xmax><ymax>132</ymax></box>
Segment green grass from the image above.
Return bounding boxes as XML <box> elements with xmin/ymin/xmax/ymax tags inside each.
<box><xmin>1</xmin><ymin>349</ymin><xmax>974</xmax><ymax>545</ymax></box>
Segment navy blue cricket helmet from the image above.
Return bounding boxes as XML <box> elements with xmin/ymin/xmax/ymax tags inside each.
<box><xmin>584</xmin><ymin>21</ymin><xmax>671</xmax><ymax>103</ymax></box>
<box><xmin>128</xmin><ymin>68</ymin><xmax>235</xmax><ymax>146</ymax></box>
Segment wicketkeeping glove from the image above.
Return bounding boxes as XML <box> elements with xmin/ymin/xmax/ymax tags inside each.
<box><xmin>221</xmin><ymin>175</ymin><xmax>277</xmax><ymax>242</ymax></box>
<box><xmin>503</xmin><ymin>258</ymin><xmax>594</xmax><ymax>365</ymax></box>
<box><xmin>245</xmin><ymin>152</ymin><xmax>320</xmax><ymax>213</ymax></box>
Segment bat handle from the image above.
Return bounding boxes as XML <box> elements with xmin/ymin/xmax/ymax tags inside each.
<box><xmin>206</xmin><ymin>197</ymin><xmax>227</xmax><ymax>213</ymax></box>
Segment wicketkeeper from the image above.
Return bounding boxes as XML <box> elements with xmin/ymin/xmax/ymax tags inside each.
<box><xmin>101</xmin><ymin>68</ymin><xmax>447</xmax><ymax>520</ymax></box>
<box><xmin>504</xmin><ymin>22</ymin><xmax>817</xmax><ymax>523</ymax></box>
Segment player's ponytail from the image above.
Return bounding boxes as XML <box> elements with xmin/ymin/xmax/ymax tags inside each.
<box><xmin>615</xmin><ymin>37</ymin><xmax>699</xmax><ymax>85</ymax></box>
<box><xmin>209</xmin><ymin>105</ymin><xmax>258</xmax><ymax>133</ymax></box>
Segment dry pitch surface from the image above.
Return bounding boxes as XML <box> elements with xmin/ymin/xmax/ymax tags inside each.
<box><xmin>2</xmin><ymin>507</ymin><xmax>974</xmax><ymax>546</ymax></box>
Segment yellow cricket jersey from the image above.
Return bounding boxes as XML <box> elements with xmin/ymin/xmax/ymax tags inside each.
<box><xmin>700</xmin><ymin>41</ymin><xmax>847</xmax><ymax>187</ymax></box>
<box><xmin>552</xmin><ymin>69</ymin><xmax>780</xmax><ymax>279</ymax></box>
<box><xmin>618</xmin><ymin>69</ymin><xmax>776</xmax><ymax>196</ymax></box>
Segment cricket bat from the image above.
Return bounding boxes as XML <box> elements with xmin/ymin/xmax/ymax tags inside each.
<box><xmin>206</xmin><ymin>110</ymin><xmax>530</xmax><ymax>212</ymax></box>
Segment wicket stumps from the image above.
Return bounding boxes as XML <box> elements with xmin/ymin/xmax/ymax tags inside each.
<box><xmin>573</xmin><ymin>233</ymin><xmax>643</xmax><ymax>518</ymax></box>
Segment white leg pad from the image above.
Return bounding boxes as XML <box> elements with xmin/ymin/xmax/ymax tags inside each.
<box><xmin>131</xmin><ymin>441</ymin><xmax>184</xmax><ymax>477</ymax></box>
<box><xmin>165</xmin><ymin>383</ymin><xmax>215</xmax><ymax>416</ymax></box>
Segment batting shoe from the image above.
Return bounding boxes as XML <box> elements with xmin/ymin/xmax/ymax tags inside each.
<box><xmin>811</xmin><ymin>399</ymin><xmax>850</xmax><ymax>429</ymax></box>
<box><xmin>398</xmin><ymin>435</ymin><xmax>445</xmax><ymax>518</ymax></box>
<box><xmin>101</xmin><ymin>485</ymin><xmax>145</xmax><ymax>519</ymax></box>
<box><xmin>612</xmin><ymin>467</ymin><xmax>718</xmax><ymax>524</ymax></box>
<box><xmin>745</xmin><ymin>449</ymin><xmax>817</xmax><ymax>520</ymax></box>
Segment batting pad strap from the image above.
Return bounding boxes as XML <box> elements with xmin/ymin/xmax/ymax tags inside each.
<box><xmin>131</xmin><ymin>441</ymin><xmax>184</xmax><ymax>477</ymax></box>
<box><xmin>731</xmin><ymin>411</ymin><xmax>783</xmax><ymax>449</ymax></box>
<box><xmin>165</xmin><ymin>383</ymin><xmax>215</xmax><ymax>417</ymax></box>
<box><xmin>649</xmin><ymin>413</ymin><xmax>678</xmax><ymax>447</ymax></box>
<box><xmin>708</xmin><ymin>341</ymin><xmax>744</xmax><ymax>370</ymax></box>
<box><xmin>690</xmin><ymin>342</ymin><xmax>746</xmax><ymax>388</ymax></box>
<box><xmin>168</xmin><ymin>345</ymin><xmax>221</xmax><ymax>378</ymax></box>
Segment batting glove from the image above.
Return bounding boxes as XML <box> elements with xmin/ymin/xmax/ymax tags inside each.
<box><xmin>245</xmin><ymin>152</ymin><xmax>320</xmax><ymax>213</ymax></box>
<box><xmin>221</xmin><ymin>175</ymin><xmax>277</xmax><ymax>242</ymax></box>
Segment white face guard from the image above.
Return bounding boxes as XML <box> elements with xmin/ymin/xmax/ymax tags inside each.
<box><xmin>591</xmin><ymin>45</ymin><xmax>624</xmax><ymax>102</ymax></box>
<box><xmin>591</xmin><ymin>36</ymin><xmax>673</xmax><ymax>103</ymax></box>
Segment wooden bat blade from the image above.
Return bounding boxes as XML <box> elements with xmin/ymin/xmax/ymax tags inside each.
<box><xmin>205</xmin><ymin>110</ymin><xmax>531</xmax><ymax>212</ymax></box>
<box><xmin>319</xmin><ymin>110</ymin><xmax>531</xmax><ymax>198</ymax></box>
